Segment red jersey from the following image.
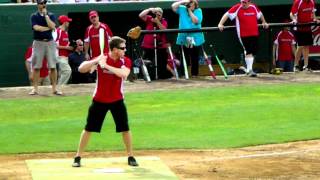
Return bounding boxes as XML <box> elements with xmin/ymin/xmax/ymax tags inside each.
<box><xmin>55</xmin><ymin>28</ymin><xmax>71</xmax><ymax>57</ymax></box>
<box><xmin>25</xmin><ymin>47</ymin><xmax>49</xmax><ymax>78</ymax></box>
<box><xmin>291</xmin><ymin>0</ymin><xmax>316</xmax><ymax>32</ymax></box>
<box><xmin>274</xmin><ymin>30</ymin><xmax>296</xmax><ymax>61</ymax></box>
<box><xmin>141</xmin><ymin>15</ymin><xmax>168</xmax><ymax>49</ymax></box>
<box><xmin>84</xmin><ymin>23</ymin><xmax>113</xmax><ymax>59</ymax></box>
<box><xmin>93</xmin><ymin>56</ymin><xmax>132</xmax><ymax>103</ymax></box>
<box><xmin>227</xmin><ymin>3</ymin><xmax>262</xmax><ymax>38</ymax></box>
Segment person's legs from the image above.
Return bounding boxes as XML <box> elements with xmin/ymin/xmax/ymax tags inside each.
<box><xmin>73</xmin><ymin>101</ymin><xmax>108</xmax><ymax>167</ymax></box>
<box><xmin>57</xmin><ymin>57</ymin><xmax>71</xmax><ymax>85</ymax></box>
<box><xmin>294</xmin><ymin>46</ymin><xmax>303</xmax><ymax>69</ymax></box>
<box><xmin>49</xmin><ymin>68</ymin><xmax>59</xmax><ymax>93</ymax></box>
<box><xmin>110</xmin><ymin>100</ymin><xmax>138</xmax><ymax>166</ymax></box>
<box><xmin>302</xmin><ymin>46</ymin><xmax>310</xmax><ymax>70</ymax></box>
<box><xmin>75</xmin><ymin>130</ymin><xmax>91</xmax><ymax>157</ymax></box>
<box><xmin>30</xmin><ymin>69</ymin><xmax>40</xmax><ymax>94</ymax></box>
<box><xmin>122</xmin><ymin>131</ymin><xmax>133</xmax><ymax>157</ymax></box>
<box><xmin>190</xmin><ymin>46</ymin><xmax>200</xmax><ymax>76</ymax></box>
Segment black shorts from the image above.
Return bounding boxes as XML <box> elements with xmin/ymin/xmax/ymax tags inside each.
<box><xmin>241</xmin><ymin>36</ymin><xmax>258</xmax><ymax>55</ymax></box>
<box><xmin>85</xmin><ymin>100</ymin><xmax>129</xmax><ymax>133</ymax></box>
<box><xmin>294</xmin><ymin>31</ymin><xmax>313</xmax><ymax>46</ymax></box>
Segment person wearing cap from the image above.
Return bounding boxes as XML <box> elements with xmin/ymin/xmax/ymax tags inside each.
<box><xmin>30</xmin><ymin>0</ymin><xmax>61</xmax><ymax>95</ymax></box>
<box><xmin>290</xmin><ymin>0</ymin><xmax>318</xmax><ymax>72</ymax></box>
<box><xmin>84</xmin><ymin>10</ymin><xmax>113</xmax><ymax>62</ymax></box>
<box><xmin>54</xmin><ymin>15</ymin><xmax>73</xmax><ymax>85</ymax></box>
<box><xmin>139</xmin><ymin>7</ymin><xmax>171</xmax><ymax>80</ymax></box>
<box><xmin>272</xmin><ymin>20</ymin><xmax>296</xmax><ymax>72</ymax></box>
<box><xmin>218</xmin><ymin>0</ymin><xmax>268</xmax><ymax>77</ymax></box>
<box><xmin>172</xmin><ymin>0</ymin><xmax>205</xmax><ymax>78</ymax></box>
<box><xmin>72</xmin><ymin>36</ymin><xmax>138</xmax><ymax>168</ymax></box>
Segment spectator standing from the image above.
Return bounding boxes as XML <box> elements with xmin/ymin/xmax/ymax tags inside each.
<box><xmin>218</xmin><ymin>0</ymin><xmax>268</xmax><ymax>77</ymax></box>
<box><xmin>172</xmin><ymin>0</ymin><xmax>205</xmax><ymax>78</ymax></box>
<box><xmin>139</xmin><ymin>7</ymin><xmax>170</xmax><ymax>80</ymax></box>
<box><xmin>55</xmin><ymin>15</ymin><xmax>73</xmax><ymax>85</ymax></box>
<box><xmin>72</xmin><ymin>36</ymin><xmax>138</xmax><ymax>168</ymax></box>
<box><xmin>30</xmin><ymin>0</ymin><xmax>62</xmax><ymax>95</ymax></box>
<box><xmin>25</xmin><ymin>46</ymin><xmax>50</xmax><ymax>85</ymax></box>
<box><xmin>290</xmin><ymin>0</ymin><xmax>318</xmax><ymax>71</ymax></box>
<box><xmin>68</xmin><ymin>39</ymin><xmax>92</xmax><ymax>83</ymax></box>
<box><xmin>84</xmin><ymin>10</ymin><xmax>113</xmax><ymax>61</ymax></box>
<box><xmin>273</xmin><ymin>23</ymin><xmax>296</xmax><ymax>72</ymax></box>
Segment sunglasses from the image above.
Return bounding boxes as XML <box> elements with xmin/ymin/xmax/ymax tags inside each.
<box><xmin>117</xmin><ymin>47</ymin><xmax>126</xmax><ymax>50</ymax></box>
<box><xmin>38</xmin><ymin>2</ymin><xmax>46</xmax><ymax>5</ymax></box>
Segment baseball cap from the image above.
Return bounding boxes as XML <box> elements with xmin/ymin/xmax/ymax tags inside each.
<box><xmin>89</xmin><ymin>11</ymin><xmax>98</xmax><ymax>19</ymax></box>
<box><xmin>240</xmin><ymin>0</ymin><xmax>250</xmax><ymax>2</ymax></box>
<box><xmin>58</xmin><ymin>15</ymin><xmax>72</xmax><ymax>24</ymax></box>
<box><xmin>36</xmin><ymin>0</ymin><xmax>47</xmax><ymax>4</ymax></box>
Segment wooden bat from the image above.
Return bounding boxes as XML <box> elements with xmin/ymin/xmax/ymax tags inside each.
<box><xmin>202</xmin><ymin>47</ymin><xmax>216</xmax><ymax>79</ymax></box>
<box><xmin>90</xmin><ymin>28</ymin><xmax>105</xmax><ymax>73</ymax></box>
<box><xmin>181</xmin><ymin>46</ymin><xmax>189</xmax><ymax>80</ymax></box>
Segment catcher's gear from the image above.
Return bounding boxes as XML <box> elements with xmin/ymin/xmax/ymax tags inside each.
<box><xmin>127</xmin><ymin>26</ymin><xmax>142</xmax><ymax>40</ymax></box>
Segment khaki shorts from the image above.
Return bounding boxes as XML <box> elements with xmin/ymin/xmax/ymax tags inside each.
<box><xmin>32</xmin><ymin>40</ymin><xmax>57</xmax><ymax>69</ymax></box>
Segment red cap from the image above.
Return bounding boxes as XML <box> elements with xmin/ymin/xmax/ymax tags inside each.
<box><xmin>241</xmin><ymin>0</ymin><xmax>250</xmax><ymax>2</ymax></box>
<box><xmin>58</xmin><ymin>15</ymin><xmax>72</xmax><ymax>24</ymax></box>
<box><xmin>89</xmin><ymin>10</ymin><xmax>98</xmax><ymax>19</ymax></box>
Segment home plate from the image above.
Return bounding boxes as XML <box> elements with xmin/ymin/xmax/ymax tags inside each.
<box><xmin>26</xmin><ymin>156</ymin><xmax>178</xmax><ymax>180</ymax></box>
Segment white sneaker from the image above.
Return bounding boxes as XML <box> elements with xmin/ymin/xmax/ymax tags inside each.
<box><xmin>294</xmin><ymin>66</ymin><xmax>300</xmax><ymax>72</ymax></box>
<box><xmin>302</xmin><ymin>66</ymin><xmax>311</xmax><ymax>72</ymax></box>
<box><xmin>247</xmin><ymin>70</ymin><xmax>257</xmax><ymax>77</ymax></box>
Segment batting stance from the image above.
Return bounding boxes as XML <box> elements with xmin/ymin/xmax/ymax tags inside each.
<box><xmin>218</xmin><ymin>0</ymin><xmax>268</xmax><ymax>77</ymax></box>
<box><xmin>72</xmin><ymin>36</ymin><xmax>138</xmax><ymax>167</ymax></box>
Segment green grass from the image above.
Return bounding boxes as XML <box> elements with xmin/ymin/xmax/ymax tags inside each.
<box><xmin>0</xmin><ymin>83</ymin><xmax>320</xmax><ymax>154</ymax></box>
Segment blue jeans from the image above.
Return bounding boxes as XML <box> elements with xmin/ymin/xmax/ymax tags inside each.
<box><xmin>276</xmin><ymin>60</ymin><xmax>294</xmax><ymax>72</ymax></box>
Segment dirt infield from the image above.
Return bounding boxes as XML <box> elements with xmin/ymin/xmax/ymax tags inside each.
<box><xmin>0</xmin><ymin>72</ymin><xmax>320</xmax><ymax>179</ymax></box>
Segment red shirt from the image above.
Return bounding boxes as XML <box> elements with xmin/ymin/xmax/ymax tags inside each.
<box><xmin>291</xmin><ymin>0</ymin><xmax>316</xmax><ymax>32</ymax></box>
<box><xmin>274</xmin><ymin>30</ymin><xmax>296</xmax><ymax>61</ymax></box>
<box><xmin>55</xmin><ymin>28</ymin><xmax>71</xmax><ymax>57</ymax></box>
<box><xmin>227</xmin><ymin>3</ymin><xmax>262</xmax><ymax>38</ymax></box>
<box><xmin>25</xmin><ymin>47</ymin><xmax>49</xmax><ymax>78</ymax></box>
<box><xmin>141</xmin><ymin>15</ymin><xmax>168</xmax><ymax>49</ymax></box>
<box><xmin>84</xmin><ymin>23</ymin><xmax>113</xmax><ymax>59</ymax></box>
<box><xmin>93</xmin><ymin>56</ymin><xmax>132</xmax><ymax>103</ymax></box>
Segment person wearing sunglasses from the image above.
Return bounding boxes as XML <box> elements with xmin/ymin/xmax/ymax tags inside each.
<box><xmin>30</xmin><ymin>0</ymin><xmax>62</xmax><ymax>95</ymax></box>
<box><xmin>218</xmin><ymin>0</ymin><xmax>268</xmax><ymax>77</ymax></box>
<box><xmin>72</xmin><ymin>36</ymin><xmax>138</xmax><ymax>168</ymax></box>
<box><xmin>139</xmin><ymin>7</ymin><xmax>170</xmax><ymax>80</ymax></box>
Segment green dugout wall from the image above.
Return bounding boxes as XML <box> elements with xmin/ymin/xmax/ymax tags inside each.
<box><xmin>0</xmin><ymin>0</ymin><xmax>318</xmax><ymax>87</ymax></box>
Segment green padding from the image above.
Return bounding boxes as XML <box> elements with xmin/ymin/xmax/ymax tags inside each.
<box><xmin>26</xmin><ymin>156</ymin><xmax>178</xmax><ymax>180</ymax></box>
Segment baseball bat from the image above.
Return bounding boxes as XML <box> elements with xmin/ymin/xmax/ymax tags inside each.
<box><xmin>201</xmin><ymin>46</ymin><xmax>216</xmax><ymax>79</ymax></box>
<box><xmin>133</xmin><ymin>42</ymin><xmax>151</xmax><ymax>82</ymax></box>
<box><xmin>210</xmin><ymin>45</ymin><xmax>228</xmax><ymax>80</ymax></box>
<box><xmin>167</xmin><ymin>45</ymin><xmax>179</xmax><ymax>80</ymax></box>
<box><xmin>181</xmin><ymin>46</ymin><xmax>189</xmax><ymax>80</ymax></box>
<box><xmin>90</xmin><ymin>28</ymin><xmax>105</xmax><ymax>73</ymax></box>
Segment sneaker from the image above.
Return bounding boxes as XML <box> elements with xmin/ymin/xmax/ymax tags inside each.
<box><xmin>294</xmin><ymin>66</ymin><xmax>300</xmax><ymax>72</ymax></box>
<box><xmin>128</xmin><ymin>156</ymin><xmax>139</xmax><ymax>166</ymax></box>
<box><xmin>72</xmin><ymin>156</ymin><xmax>81</xmax><ymax>167</ymax></box>
<box><xmin>303</xmin><ymin>66</ymin><xmax>311</xmax><ymax>72</ymax></box>
<box><xmin>247</xmin><ymin>70</ymin><xmax>257</xmax><ymax>77</ymax></box>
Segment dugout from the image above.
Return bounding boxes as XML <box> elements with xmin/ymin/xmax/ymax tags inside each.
<box><xmin>0</xmin><ymin>0</ymin><xmax>319</xmax><ymax>87</ymax></box>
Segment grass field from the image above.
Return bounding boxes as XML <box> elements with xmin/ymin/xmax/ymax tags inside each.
<box><xmin>0</xmin><ymin>83</ymin><xmax>319</xmax><ymax>154</ymax></box>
